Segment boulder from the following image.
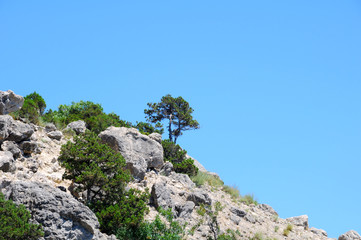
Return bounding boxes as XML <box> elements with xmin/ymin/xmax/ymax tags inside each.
<box><xmin>176</xmin><ymin>201</ymin><xmax>195</xmax><ymax>218</ymax></box>
<box><xmin>0</xmin><ymin>180</ymin><xmax>112</xmax><ymax>240</ymax></box>
<box><xmin>19</xmin><ymin>140</ymin><xmax>41</xmax><ymax>154</ymax></box>
<box><xmin>257</xmin><ymin>204</ymin><xmax>278</xmax><ymax>216</ymax></box>
<box><xmin>169</xmin><ymin>172</ymin><xmax>195</xmax><ymax>188</ymax></box>
<box><xmin>66</xmin><ymin>120</ymin><xmax>87</xmax><ymax>134</ymax></box>
<box><xmin>47</xmin><ymin>130</ymin><xmax>63</xmax><ymax>140</ymax></box>
<box><xmin>160</xmin><ymin>161</ymin><xmax>173</xmax><ymax>176</ymax></box>
<box><xmin>230</xmin><ymin>206</ymin><xmax>247</xmax><ymax>218</ymax></box>
<box><xmin>99</xmin><ymin>127</ymin><xmax>164</xmax><ymax>179</ymax></box>
<box><xmin>0</xmin><ymin>115</ymin><xmax>34</xmax><ymax>142</ymax></box>
<box><xmin>286</xmin><ymin>215</ymin><xmax>309</xmax><ymax>229</ymax></box>
<box><xmin>45</xmin><ymin>123</ymin><xmax>57</xmax><ymax>133</ymax></box>
<box><xmin>0</xmin><ymin>90</ymin><xmax>24</xmax><ymax>115</ymax></box>
<box><xmin>151</xmin><ymin>181</ymin><xmax>174</xmax><ymax>210</ymax></box>
<box><xmin>339</xmin><ymin>230</ymin><xmax>361</xmax><ymax>240</ymax></box>
<box><xmin>0</xmin><ymin>151</ymin><xmax>15</xmax><ymax>172</ymax></box>
<box><xmin>187</xmin><ymin>191</ymin><xmax>212</xmax><ymax>206</ymax></box>
<box><xmin>310</xmin><ymin>227</ymin><xmax>328</xmax><ymax>237</ymax></box>
<box><xmin>1</xmin><ymin>140</ymin><xmax>21</xmax><ymax>159</ymax></box>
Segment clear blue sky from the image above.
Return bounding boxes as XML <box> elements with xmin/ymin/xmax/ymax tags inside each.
<box><xmin>1</xmin><ymin>1</ymin><xmax>360</xmax><ymax>237</ymax></box>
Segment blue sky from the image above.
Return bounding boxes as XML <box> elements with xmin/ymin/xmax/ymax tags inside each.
<box><xmin>1</xmin><ymin>1</ymin><xmax>360</xmax><ymax>237</ymax></box>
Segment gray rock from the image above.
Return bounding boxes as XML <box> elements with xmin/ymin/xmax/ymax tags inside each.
<box><xmin>25</xmin><ymin>158</ymin><xmax>39</xmax><ymax>173</ymax></box>
<box><xmin>339</xmin><ymin>230</ymin><xmax>361</xmax><ymax>240</ymax></box>
<box><xmin>99</xmin><ymin>127</ymin><xmax>164</xmax><ymax>179</ymax></box>
<box><xmin>0</xmin><ymin>151</ymin><xmax>15</xmax><ymax>172</ymax></box>
<box><xmin>0</xmin><ymin>115</ymin><xmax>34</xmax><ymax>142</ymax></box>
<box><xmin>47</xmin><ymin>130</ymin><xmax>63</xmax><ymax>140</ymax></box>
<box><xmin>45</xmin><ymin>123</ymin><xmax>57</xmax><ymax>133</ymax></box>
<box><xmin>149</xmin><ymin>132</ymin><xmax>162</xmax><ymax>143</ymax></box>
<box><xmin>230</xmin><ymin>214</ymin><xmax>241</xmax><ymax>225</ymax></box>
<box><xmin>0</xmin><ymin>180</ymin><xmax>111</xmax><ymax>240</ymax></box>
<box><xmin>244</xmin><ymin>213</ymin><xmax>256</xmax><ymax>224</ymax></box>
<box><xmin>187</xmin><ymin>191</ymin><xmax>212</xmax><ymax>206</ymax></box>
<box><xmin>310</xmin><ymin>227</ymin><xmax>328</xmax><ymax>237</ymax></box>
<box><xmin>160</xmin><ymin>161</ymin><xmax>173</xmax><ymax>176</ymax></box>
<box><xmin>176</xmin><ymin>201</ymin><xmax>195</xmax><ymax>218</ymax></box>
<box><xmin>20</xmin><ymin>140</ymin><xmax>41</xmax><ymax>154</ymax></box>
<box><xmin>1</xmin><ymin>140</ymin><xmax>21</xmax><ymax>159</ymax></box>
<box><xmin>0</xmin><ymin>90</ymin><xmax>24</xmax><ymax>115</ymax></box>
<box><xmin>257</xmin><ymin>204</ymin><xmax>278</xmax><ymax>216</ymax></box>
<box><xmin>151</xmin><ymin>181</ymin><xmax>174</xmax><ymax>210</ymax></box>
<box><xmin>169</xmin><ymin>172</ymin><xmax>196</xmax><ymax>188</ymax></box>
<box><xmin>286</xmin><ymin>215</ymin><xmax>309</xmax><ymax>229</ymax></box>
<box><xmin>230</xmin><ymin>206</ymin><xmax>247</xmax><ymax>218</ymax></box>
<box><xmin>66</xmin><ymin>120</ymin><xmax>87</xmax><ymax>134</ymax></box>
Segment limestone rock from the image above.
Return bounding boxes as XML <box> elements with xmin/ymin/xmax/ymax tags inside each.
<box><xmin>230</xmin><ymin>206</ymin><xmax>247</xmax><ymax>218</ymax></box>
<box><xmin>66</xmin><ymin>120</ymin><xmax>87</xmax><ymax>134</ymax></box>
<box><xmin>187</xmin><ymin>190</ymin><xmax>211</xmax><ymax>206</ymax></box>
<box><xmin>160</xmin><ymin>161</ymin><xmax>173</xmax><ymax>176</ymax></box>
<box><xmin>310</xmin><ymin>227</ymin><xmax>328</xmax><ymax>237</ymax></box>
<box><xmin>151</xmin><ymin>181</ymin><xmax>174</xmax><ymax>210</ymax></box>
<box><xmin>0</xmin><ymin>90</ymin><xmax>24</xmax><ymax>115</ymax></box>
<box><xmin>0</xmin><ymin>180</ymin><xmax>111</xmax><ymax>240</ymax></box>
<box><xmin>99</xmin><ymin>127</ymin><xmax>164</xmax><ymax>179</ymax></box>
<box><xmin>287</xmin><ymin>215</ymin><xmax>309</xmax><ymax>229</ymax></box>
<box><xmin>339</xmin><ymin>230</ymin><xmax>361</xmax><ymax>240</ymax></box>
<box><xmin>19</xmin><ymin>140</ymin><xmax>41</xmax><ymax>154</ymax></box>
<box><xmin>1</xmin><ymin>140</ymin><xmax>21</xmax><ymax>159</ymax></box>
<box><xmin>257</xmin><ymin>204</ymin><xmax>278</xmax><ymax>216</ymax></box>
<box><xmin>0</xmin><ymin>151</ymin><xmax>15</xmax><ymax>172</ymax></box>
<box><xmin>47</xmin><ymin>130</ymin><xmax>63</xmax><ymax>140</ymax></box>
<box><xmin>169</xmin><ymin>172</ymin><xmax>195</xmax><ymax>188</ymax></box>
<box><xmin>176</xmin><ymin>201</ymin><xmax>195</xmax><ymax>218</ymax></box>
<box><xmin>45</xmin><ymin>123</ymin><xmax>57</xmax><ymax>133</ymax></box>
<box><xmin>149</xmin><ymin>132</ymin><xmax>162</xmax><ymax>143</ymax></box>
<box><xmin>0</xmin><ymin>115</ymin><xmax>34</xmax><ymax>142</ymax></box>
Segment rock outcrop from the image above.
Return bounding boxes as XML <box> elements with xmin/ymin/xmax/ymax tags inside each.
<box><xmin>0</xmin><ymin>90</ymin><xmax>24</xmax><ymax>115</ymax></box>
<box><xmin>99</xmin><ymin>127</ymin><xmax>164</xmax><ymax>179</ymax></box>
<box><xmin>0</xmin><ymin>180</ymin><xmax>112</xmax><ymax>240</ymax></box>
<box><xmin>0</xmin><ymin>115</ymin><xmax>34</xmax><ymax>142</ymax></box>
<box><xmin>66</xmin><ymin>120</ymin><xmax>87</xmax><ymax>134</ymax></box>
<box><xmin>339</xmin><ymin>230</ymin><xmax>361</xmax><ymax>240</ymax></box>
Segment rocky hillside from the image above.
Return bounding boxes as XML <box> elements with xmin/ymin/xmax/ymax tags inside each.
<box><xmin>0</xmin><ymin>90</ymin><xmax>360</xmax><ymax>240</ymax></box>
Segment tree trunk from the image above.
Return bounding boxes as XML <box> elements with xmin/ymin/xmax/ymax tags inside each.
<box><xmin>168</xmin><ymin>114</ymin><xmax>173</xmax><ymax>142</ymax></box>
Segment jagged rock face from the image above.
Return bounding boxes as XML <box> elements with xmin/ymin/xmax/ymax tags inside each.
<box><xmin>339</xmin><ymin>230</ymin><xmax>361</xmax><ymax>240</ymax></box>
<box><xmin>0</xmin><ymin>115</ymin><xmax>34</xmax><ymax>142</ymax></box>
<box><xmin>66</xmin><ymin>120</ymin><xmax>87</xmax><ymax>134</ymax></box>
<box><xmin>0</xmin><ymin>180</ymin><xmax>111</xmax><ymax>240</ymax></box>
<box><xmin>99</xmin><ymin>127</ymin><xmax>164</xmax><ymax>179</ymax></box>
<box><xmin>286</xmin><ymin>215</ymin><xmax>309</xmax><ymax>229</ymax></box>
<box><xmin>0</xmin><ymin>151</ymin><xmax>15</xmax><ymax>172</ymax></box>
<box><xmin>0</xmin><ymin>90</ymin><xmax>24</xmax><ymax>115</ymax></box>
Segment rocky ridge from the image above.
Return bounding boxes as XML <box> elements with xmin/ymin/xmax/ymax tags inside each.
<box><xmin>0</xmin><ymin>90</ymin><xmax>359</xmax><ymax>240</ymax></box>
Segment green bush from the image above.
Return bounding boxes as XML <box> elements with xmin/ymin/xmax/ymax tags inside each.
<box><xmin>58</xmin><ymin>131</ymin><xmax>149</xmax><ymax>235</ymax></box>
<box><xmin>96</xmin><ymin>189</ymin><xmax>150</xmax><ymax>234</ymax></box>
<box><xmin>43</xmin><ymin>101</ymin><xmax>132</xmax><ymax>133</ymax></box>
<box><xmin>116</xmin><ymin>208</ymin><xmax>185</xmax><ymax>240</ymax></box>
<box><xmin>162</xmin><ymin>139</ymin><xmax>198</xmax><ymax>177</ymax></box>
<box><xmin>11</xmin><ymin>91</ymin><xmax>46</xmax><ymax>124</ymax></box>
<box><xmin>0</xmin><ymin>193</ymin><xmax>44</xmax><ymax>239</ymax></box>
<box><xmin>59</xmin><ymin>131</ymin><xmax>131</xmax><ymax>206</ymax></box>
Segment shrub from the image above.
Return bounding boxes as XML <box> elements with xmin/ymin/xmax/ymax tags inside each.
<box><xmin>191</xmin><ymin>171</ymin><xmax>224</xmax><ymax>188</ymax></box>
<box><xmin>116</xmin><ymin>208</ymin><xmax>185</xmax><ymax>240</ymax></box>
<box><xmin>0</xmin><ymin>193</ymin><xmax>44</xmax><ymax>239</ymax></box>
<box><xmin>58</xmin><ymin>131</ymin><xmax>149</xmax><ymax>235</ymax></box>
<box><xmin>162</xmin><ymin>139</ymin><xmax>198</xmax><ymax>177</ymax></box>
<box><xmin>43</xmin><ymin>101</ymin><xmax>132</xmax><ymax>133</ymax></box>
<box><xmin>222</xmin><ymin>186</ymin><xmax>258</xmax><ymax>206</ymax></box>
<box><xmin>11</xmin><ymin>91</ymin><xmax>46</xmax><ymax>124</ymax></box>
<box><xmin>59</xmin><ymin>131</ymin><xmax>131</xmax><ymax>206</ymax></box>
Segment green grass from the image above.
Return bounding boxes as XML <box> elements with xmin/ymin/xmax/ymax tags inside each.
<box><xmin>191</xmin><ymin>171</ymin><xmax>224</xmax><ymax>188</ymax></box>
<box><xmin>283</xmin><ymin>225</ymin><xmax>293</xmax><ymax>237</ymax></box>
